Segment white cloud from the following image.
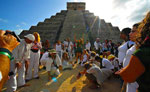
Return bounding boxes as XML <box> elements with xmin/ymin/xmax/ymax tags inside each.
<box><xmin>111</xmin><ymin>0</ymin><xmax>150</xmax><ymax>30</ymax></box>
<box><xmin>0</xmin><ymin>18</ymin><xmax>8</xmax><ymax>23</ymax></box>
<box><xmin>21</xmin><ymin>22</ymin><xmax>27</xmax><ymax>25</ymax></box>
<box><xmin>80</xmin><ymin>0</ymin><xmax>150</xmax><ymax>30</ymax></box>
<box><xmin>16</xmin><ymin>25</ymin><xmax>20</xmax><ymax>27</ymax></box>
<box><xmin>16</xmin><ymin>22</ymin><xmax>27</xmax><ymax>28</ymax></box>
<box><xmin>112</xmin><ymin>0</ymin><xmax>130</xmax><ymax>9</ymax></box>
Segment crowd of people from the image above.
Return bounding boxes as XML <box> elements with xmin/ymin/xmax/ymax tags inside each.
<box><xmin>0</xmin><ymin>11</ymin><xmax>150</xmax><ymax>92</ymax></box>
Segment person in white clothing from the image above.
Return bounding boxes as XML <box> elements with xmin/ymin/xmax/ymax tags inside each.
<box><xmin>85</xmin><ymin>40</ymin><xmax>91</xmax><ymax>50</ymax></box>
<box><xmin>60</xmin><ymin>44</ymin><xmax>65</xmax><ymax>59</ymax></box>
<box><xmin>118</xmin><ymin>27</ymin><xmax>136</xmax><ymax>92</ymax></box>
<box><xmin>118</xmin><ymin>28</ymin><xmax>134</xmax><ymax>68</ymax></box>
<box><xmin>63</xmin><ymin>39</ymin><xmax>68</xmax><ymax>51</ymax></box>
<box><xmin>40</xmin><ymin>49</ymin><xmax>62</xmax><ymax>81</ymax></box>
<box><xmin>89</xmin><ymin>51</ymin><xmax>101</xmax><ymax>67</ymax></box>
<box><xmin>107</xmin><ymin>54</ymin><xmax>119</xmax><ymax>72</ymax></box>
<box><xmin>102</xmin><ymin>39</ymin><xmax>109</xmax><ymax>52</ymax></box>
<box><xmin>55</xmin><ymin>40</ymin><xmax>62</xmax><ymax>58</ymax></box>
<box><xmin>40</xmin><ymin>51</ymin><xmax>48</xmax><ymax>66</ymax></box>
<box><xmin>66</xmin><ymin>38</ymin><xmax>73</xmax><ymax>61</ymax></box>
<box><xmin>95</xmin><ymin>56</ymin><xmax>114</xmax><ymax>80</ymax></box>
<box><xmin>118</xmin><ymin>41</ymin><xmax>134</xmax><ymax>65</ymax></box>
<box><xmin>6</xmin><ymin>34</ymin><xmax>35</xmax><ymax>92</ymax></box>
<box><xmin>88</xmin><ymin>51</ymin><xmax>96</xmax><ymax>64</ymax></box>
<box><xmin>26</xmin><ymin>32</ymin><xmax>42</xmax><ymax>81</ymax></box>
<box><xmin>77</xmin><ymin>63</ymin><xmax>104</xmax><ymax>89</ymax></box>
<box><xmin>81</xmin><ymin>49</ymin><xmax>89</xmax><ymax>66</ymax></box>
<box><xmin>94</xmin><ymin>38</ymin><xmax>101</xmax><ymax>54</ymax></box>
<box><xmin>122</xmin><ymin>23</ymin><xmax>140</xmax><ymax>92</ymax></box>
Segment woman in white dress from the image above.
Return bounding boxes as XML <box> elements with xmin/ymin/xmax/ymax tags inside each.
<box><xmin>118</xmin><ymin>27</ymin><xmax>134</xmax><ymax>91</ymax></box>
<box><xmin>118</xmin><ymin>28</ymin><xmax>134</xmax><ymax>68</ymax></box>
<box><xmin>122</xmin><ymin>23</ymin><xmax>140</xmax><ymax>92</ymax></box>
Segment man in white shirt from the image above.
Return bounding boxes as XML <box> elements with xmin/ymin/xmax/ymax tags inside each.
<box><xmin>40</xmin><ymin>49</ymin><xmax>62</xmax><ymax>80</ymax></box>
<box><xmin>94</xmin><ymin>38</ymin><xmax>101</xmax><ymax>54</ymax></box>
<box><xmin>6</xmin><ymin>34</ymin><xmax>35</xmax><ymax>92</ymax></box>
<box><xmin>66</xmin><ymin>38</ymin><xmax>73</xmax><ymax>61</ymax></box>
<box><xmin>77</xmin><ymin>63</ymin><xmax>104</xmax><ymax>89</ymax></box>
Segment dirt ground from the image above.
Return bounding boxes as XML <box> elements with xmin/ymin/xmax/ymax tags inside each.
<box><xmin>3</xmin><ymin>64</ymin><xmax>121</xmax><ymax>92</ymax></box>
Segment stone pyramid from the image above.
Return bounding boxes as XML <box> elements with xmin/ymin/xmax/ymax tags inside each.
<box><xmin>19</xmin><ymin>2</ymin><xmax>121</xmax><ymax>45</ymax></box>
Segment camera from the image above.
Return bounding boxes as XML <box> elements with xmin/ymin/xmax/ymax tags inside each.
<box><xmin>4</xmin><ymin>31</ymin><xmax>21</xmax><ymax>42</ymax></box>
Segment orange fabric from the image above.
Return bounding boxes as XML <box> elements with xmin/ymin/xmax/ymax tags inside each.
<box><xmin>119</xmin><ymin>55</ymin><xmax>145</xmax><ymax>83</ymax></box>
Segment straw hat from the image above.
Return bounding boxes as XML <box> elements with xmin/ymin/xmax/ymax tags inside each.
<box><xmin>48</xmin><ymin>49</ymin><xmax>57</xmax><ymax>54</ymax></box>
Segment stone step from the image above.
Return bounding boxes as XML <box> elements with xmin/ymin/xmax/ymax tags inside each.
<box><xmin>56</xmin><ymin>13</ymin><xmax>66</xmax><ymax>16</ymax></box>
<box><xmin>107</xmin><ymin>23</ymin><xmax>112</xmax><ymax>27</ymax></box>
<box><xmin>84</xmin><ymin>13</ymin><xmax>94</xmax><ymax>16</ymax></box>
<box><xmin>113</xmin><ymin>27</ymin><xmax>120</xmax><ymax>32</ymax></box>
<box><xmin>37</xmin><ymin>22</ymin><xmax>62</xmax><ymax>27</ymax></box>
<box><xmin>29</xmin><ymin>26</ymin><xmax>60</xmax><ymax>30</ymax></box>
<box><xmin>60</xmin><ymin>10</ymin><xmax>68</xmax><ymax>14</ymax></box>
<box><xmin>55</xmin><ymin>15</ymin><xmax>66</xmax><ymax>18</ymax></box>
<box><xmin>83</xmin><ymin>10</ymin><xmax>89</xmax><ymax>13</ymax></box>
<box><xmin>44</xmin><ymin>18</ymin><xmax>64</xmax><ymax>22</ymax></box>
<box><xmin>44</xmin><ymin>19</ymin><xmax>62</xmax><ymax>23</ymax></box>
<box><xmin>50</xmin><ymin>16</ymin><xmax>55</xmax><ymax>19</ymax></box>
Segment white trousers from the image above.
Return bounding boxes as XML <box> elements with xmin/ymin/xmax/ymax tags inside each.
<box><xmin>6</xmin><ymin>61</ymin><xmax>26</xmax><ymax>92</ymax></box>
<box><xmin>101</xmin><ymin>68</ymin><xmax>113</xmax><ymax>81</ymax></box>
<box><xmin>127</xmin><ymin>82</ymin><xmax>139</xmax><ymax>92</ymax></box>
<box><xmin>26</xmin><ymin>51</ymin><xmax>40</xmax><ymax>80</ymax></box>
<box><xmin>57</xmin><ymin>51</ymin><xmax>61</xmax><ymax>59</ymax></box>
<box><xmin>49</xmin><ymin>67</ymin><xmax>60</xmax><ymax>76</ymax></box>
<box><xmin>68</xmin><ymin>50</ymin><xmax>73</xmax><ymax>61</ymax></box>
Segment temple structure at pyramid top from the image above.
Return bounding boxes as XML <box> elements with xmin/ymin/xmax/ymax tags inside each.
<box><xmin>67</xmin><ymin>2</ymin><xmax>85</xmax><ymax>10</ymax></box>
<box><xmin>19</xmin><ymin>2</ymin><xmax>121</xmax><ymax>45</ymax></box>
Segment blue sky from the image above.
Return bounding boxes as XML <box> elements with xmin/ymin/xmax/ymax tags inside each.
<box><xmin>0</xmin><ymin>0</ymin><xmax>150</xmax><ymax>34</ymax></box>
<box><xmin>0</xmin><ymin>0</ymin><xmax>74</xmax><ymax>34</ymax></box>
